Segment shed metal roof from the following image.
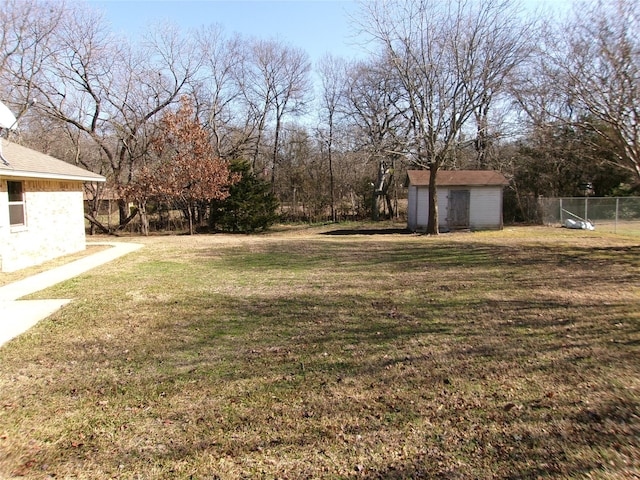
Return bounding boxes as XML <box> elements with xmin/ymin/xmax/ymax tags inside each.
<box><xmin>0</xmin><ymin>139</ymin><xmax>105</xmax><ymax>182</ymax></box>
<box><xmin>407</xmin><ymin>169</ymin><xmax>508</xmax><ymax>187</ymax></box>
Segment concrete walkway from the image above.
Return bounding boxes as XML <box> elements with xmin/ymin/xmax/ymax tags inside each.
<box><xmin>0</xmin><ymin>242</ymin><xmax>143</xmax><ymax>348</ymax></box>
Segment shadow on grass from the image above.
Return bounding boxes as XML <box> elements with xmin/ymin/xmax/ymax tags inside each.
<box><xmin>208</xmin><ymin>239</ymin><xmax>640</xmax><ymax>295</ymax></box>
<box><xmin>1</xmin><ymin>234</ymin><xmax>638</xmax><ymax>478</ymax></box>
<box><xmin>89</xmin><ymin>285</ymin><xmax>637</xmax><ymax>476</ymax></box>
<box><xmin>321</xmin><ymin>228</ymin><xmax>412</xmax><ymax>235</ymax></box>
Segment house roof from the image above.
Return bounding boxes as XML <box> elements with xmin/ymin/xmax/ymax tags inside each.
<box><xmin>407</xmin><ymin>169</ymin><xmax>509</xmax><ymax>187</ymax></box>
<box><xmin>0</xmin><ymin>139</ymin><xmax>105</xmax><ymax>182</ymax></box>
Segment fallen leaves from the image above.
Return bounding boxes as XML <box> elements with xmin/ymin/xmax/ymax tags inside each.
<box><xmin>0</xmin><ymin>228</ymin><xmax>638</xmax><ymax>478</ymax></box>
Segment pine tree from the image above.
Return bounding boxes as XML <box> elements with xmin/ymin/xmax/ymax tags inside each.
<box><xmin>209</xmin><ymin>160</ymin><xmax>279</xmax><ymax>233</ymax></box>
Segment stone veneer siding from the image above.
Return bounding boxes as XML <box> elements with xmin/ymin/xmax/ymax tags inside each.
<box><xmin>0</xmin><ymin>178</ymin><xmax>87</xmax><ymax>272</ymax></box>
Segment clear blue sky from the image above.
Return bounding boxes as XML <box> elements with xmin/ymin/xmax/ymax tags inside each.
<box><xmin>89</xmin><ymin>0</ymin><xmax>364</xmax><ymax>66</ymax></box>
<box><xmin>89</xmin><ymin>0</ymin><xmax>572</xmax><ymax>66</ymax></box>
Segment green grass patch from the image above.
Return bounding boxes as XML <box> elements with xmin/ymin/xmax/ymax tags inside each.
<box><xmin>0</xmin><ymin>226</ymin><xmax>638</xmax><ymax>479</ymax></box>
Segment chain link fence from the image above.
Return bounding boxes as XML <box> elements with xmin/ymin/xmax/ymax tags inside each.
<box><xmin>538</xmin><ymin>197</ymin><xmax>640</xmax><ymax>235</ymax></box>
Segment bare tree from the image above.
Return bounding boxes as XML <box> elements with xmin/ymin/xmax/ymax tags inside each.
<box><xmin>343</xmin><ymin>58</ymin><xmax>408</xmax><ymax>220</ymax></box>
<box><xmin>243</xmin><ymin>39</ymin><xmax>311</xmax><ymax>184</ymax></box>
<box><xmin>317</xmin><ymin>53</ymin><xmax>347</xmax><ymax>222</ymax></box>
<box><xmin>0</xmin><ymin>0</ymin><xmax>65</xmax><ymax>111</ymax></box>
<box><xmin>192</xmin><ymin>25</ymin><xmax>252</xmax><ymax>160</ymax></box>
<box><xmin>275</xmin><ymin>125</ymin><xmax>319</xmax><ymax>220</ymax></box>
<box><xmin>108</xmin><ymin>22</ymin><xmax>201</xmax><ymax>216</ymax></box>
<box><xmin>558</xmin><ymin>0</ymin><xmax>640</xmax><ymax>180</ymax></box>
<box><xmin>360</xmin><ymin>0</ymin><xmax>534</xmax><ymax>233</ymax></box>
<box><xmin>509</xmin><ymin>40</ymin><xmax>568</xmax><ymax>134</ymax></box>
<box><xmin>10</xmin><ymin>3</ymin><xmax>201</xmax><ymax>229</ymax></box>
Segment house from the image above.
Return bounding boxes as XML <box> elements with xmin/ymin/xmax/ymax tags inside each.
<box><xmin>0</xmin><ymin>140</ymin><xmax>105</xmax><ymax>272</ymax></box>
<box><xmin>407</xmin><ymin>170</ymin><xmax>509</xmax><ymax>232</ymax></box>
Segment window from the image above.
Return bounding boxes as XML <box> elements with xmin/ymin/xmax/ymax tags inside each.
<box><xmin>7</xmin><ymin>180</ymin><xmax>25</xmax><ymax>226</ymax></box>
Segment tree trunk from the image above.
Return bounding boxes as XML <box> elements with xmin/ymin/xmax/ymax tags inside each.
<box><xmin>372</xmin><ymin>190</ymin><xmax>379</xmax><ymax>221</ymax></box>
<box><xmin>89</xmin><ymin>200</ymin><xmax>98</xmax><ymax>236</ymax></box>
<box><xmin>426</xmin><ymin>164</ymin><xmax>439</xmax><ymax>235</ymax></box>
<box><xmin>328</xmin><ymin>120</ymin><xmax>336</xmax><ymax>222</ymax></box>
<box><xmin>84</xmin><ymin>214</ymin><xmax>112</xmax><ymax>234</ymax></box>
<box><xmin>475</xmin><ymin>95</ymin><xmax>491</xmax><ymax>170</ymax></box>
<box><xmin>138</xmin><ymin>200</ymin><xmax>149</xmax><ymax>236</ymax></box>
<box><xmin>187</xmin><ymin>203</ymin><xmax>194</xmax><ymax>235</ymax></box>
<box><xmin>475</xmin><ymin>112</ymin><xmax>488</xmax><ymax>169</ymax></box>
<box><xmin>117</xmin><ymin>198</ymin><xmax>129</xmax><ymax>227</ymax></box>
<box><xmin>271</xmin><ymin>114</ymin><xmax>281</xmax><ymax>190</ymax></box>
<box><xmin>329</xmin><ymin>150</ymin><xmax>335</xmax><ymax>222</ymax></box>
<box><xmin>385</xmin><ymin>193</ymin><xmax>394</xmax><ymax>219</ymax></box>
<box><xmin>85</xmin><ymin>207</ymin><xmax>139</xmax><ymax>235</ymax></box>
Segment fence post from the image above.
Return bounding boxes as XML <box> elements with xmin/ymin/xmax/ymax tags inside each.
<box><xmin>615</xmin><ymin>197</ymin><xmax>619</xmax><ymax>234</ymax></box>
<box><xmin>559</xmin><ymin>198</ymin><xmax>563</xmax><ymax>224</ymax></box>
<box><xmin>585</xmin><ymin>197</ymin><xmax>588</xmax><ymax>222</ymax></box>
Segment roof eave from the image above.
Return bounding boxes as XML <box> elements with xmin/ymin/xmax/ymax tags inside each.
<box><xmin>444</xmin><ymin>182</ymin><xmax>509</xmax><ymax>187</ymax></box>
<box><xmin>0</xmin><ymin>169</ymin><xmax>106</xmax><ymax>182</ymax></box>
<box><xmin>413</xmin><ymin>183</ymin><xmax>508</xmax><ymax>187</ymax></box>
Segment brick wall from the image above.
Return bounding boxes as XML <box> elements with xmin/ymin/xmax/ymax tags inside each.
<box><xmin>0</xmin><ymin>178</ymin><xmax>87</xmax><ymax>272</ymax></box>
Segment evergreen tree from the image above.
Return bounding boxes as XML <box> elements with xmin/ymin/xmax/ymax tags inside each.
<box><xmin>209</xmin><ymin>160</ymin><xmax>279</xmax><ymax>233</ymax></box>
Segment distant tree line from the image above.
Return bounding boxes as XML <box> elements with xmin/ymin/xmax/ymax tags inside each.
<box><xmin>0</xmin><ymin>0</ymin><xmax>638</xmax><ymax>234</ymax></box>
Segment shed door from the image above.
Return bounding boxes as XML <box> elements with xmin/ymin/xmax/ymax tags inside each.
<box><xmin>449</xmin><ymin>190</ymin><xmax>470</xmax><ymax>229</ymax></box>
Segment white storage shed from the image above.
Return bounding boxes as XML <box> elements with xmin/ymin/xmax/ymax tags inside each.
<box><xmin>407</xmin><ymin>170</ymin><xmax>509</xmax><ymax>232</ymax></box>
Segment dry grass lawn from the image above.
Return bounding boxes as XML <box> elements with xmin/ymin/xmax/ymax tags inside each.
<box><xmin>0</xmin><ymin>224</ymin><xmax>638</xmax><ymax>479</ymax></box>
